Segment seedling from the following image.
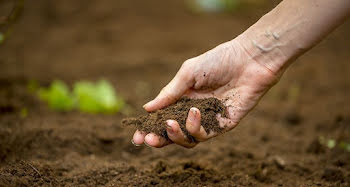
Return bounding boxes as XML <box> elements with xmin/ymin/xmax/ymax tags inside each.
<box><xmin>73</xmin><ymin>80</ymin><xmax>124</xmax><ymax>114</ymax></box>
<box><xmin>38</xmin><ymin>80</ymin><xmax>75</xmax><ymax>111</ymax></box>
<box><xmin>326</xmin><ymin>139</ymin><xmax>336</xmax><ymax>149</ymax></box>
<box><xmin>319</xmin><ymin>136</ymin><xmax>350</xmax><ymax>152</ymax></box>
<box><xmin>35</xmin><ymin>79</ymin><xmax>124</xmax><ymax>114</ymax></box>
<box><xmin>339</xmin><ymin>141</ymin><xmax>350</xmax><ymax>152</ymax></box>
<box><xmin>186</xmin><ymin>0</ymin><xmax>240</xmax><ymax>13</ymax></box>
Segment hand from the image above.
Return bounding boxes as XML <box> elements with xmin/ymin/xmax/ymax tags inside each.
<box><xmin>132</xmin><ymin>37</ymin><xmax>281</xmax><ymax>148</ymax></box>
<box><xmin>131</xmin><ymin>0</ymin><xmax>350</xmax><ymax>148</ymax></box>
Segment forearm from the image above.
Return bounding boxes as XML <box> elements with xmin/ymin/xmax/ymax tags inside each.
<box><xmin>235</xmin><ymin>0</ymin><xmax>350</xmax><ymax>74</ymax></box>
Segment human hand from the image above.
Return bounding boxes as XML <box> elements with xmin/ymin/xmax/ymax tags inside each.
<box><xmin>132</xmin><ymin>37</ymin><xmax>281</xmax><ymax>148</ymax></box>
<box><xmin>131</xmin><ymin>0</ymin><xmax>350</xmax><ymax>148</ymax></box>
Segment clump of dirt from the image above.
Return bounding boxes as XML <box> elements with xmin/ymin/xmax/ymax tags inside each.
<box><xmin>322</xmin><ymin>168</ymin><xmax>345</xmax><ymax>182</ymax></box>
<box><xmin>122</xmin><ymin>97</ymin><xmax>226</xmax><ymax>141</ymax></box>
<box><xmin>147</xmin><ymin>161</ymin><xmax>225</xmax><ymax>186</ymax></box>
<box><xmin>0</xmin><ymin>161</ymin><xmax>59</xmax><ymax>186</ymax></box>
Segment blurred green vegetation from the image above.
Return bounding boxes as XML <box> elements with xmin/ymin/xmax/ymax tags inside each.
<box><xmin>39</xmin><ymin>80</ymin><xmax>75</xmax><ymax>111</ymax></box>
<box><xmin>73</xmin><ymin>80</ymin><xmax>124</xmax><ymax>114</ymax></box>
<box><xmin>186</xmin><ymin>0</ymin><xmax>267</xmax><ymax>13</ymax></box>
<box><xmin>319</xmin><ymin>136</ymin><xmax>350</xmax><ymax>152</ymax></box>
<box><xmin>339</xmin><ymin>141</ymin><xmax>350</xmax><ymax>152</ymax></box>
<box><xmin>20</xmin><ymin>107</ymin><xmax>28</xmax><ymax>118</ymax></box>
<box><xmin>0</xmin><ymin>33</ymin><xmax>4</xmax><ymax>44</ymax></box>
<box><xmin>33</xmin><ymin>79</ymin><xmax>124</xmax><ymax>114</ymax></box>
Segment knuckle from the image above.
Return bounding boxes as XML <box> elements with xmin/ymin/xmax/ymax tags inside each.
<box><xmin>180</xmin><ymin>59</ymin><xmax>193</xmax><ymax>72</ymax></box>
<box><xmin>176</xmin><ymin>58</ymin><xmax>196</xmax><ymax>86</ymax></box>
<box><xmin>187</xmin><ymin>127</ymin><xmax>197</xmax><ymax>135</ymax></box>
<box><xmin>160</xmin><ymin>86</ymin><xmax>176</xmax><ymax>101</ymax></box>
<box><xmin>181</xmin><ymin>59</ymin><xmax>194</xmax><ymax>69</ymax></box>
<box><xmin>179</xmin><ymin>72</ymin><xmax>191</xmax><ymax>82</ymax></box>
<box><xmin>186</xmin><ymin>122</ymin><xmax>195</xmax><ymax>131</ymax></box>
<box><xmin>187</xmin><ymin>127</ymin><xmax>206</xmax><ymax>142</ymax></box>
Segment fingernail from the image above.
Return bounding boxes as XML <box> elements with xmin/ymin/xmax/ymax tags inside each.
<box><xmin>189</xmin><ymin>108</ymin><xmax>197</xmax><ymax>122</ymax></box>
<box><xmin>166</xmin><ymin>120</ymin><xmax>174</xmax><ymax>134</ymax></box>
<box><xmin>144</xmin><ymin>141</ymin><xmax>152</xmax><ymax>148</ymax></box>
<box><xmin>131</xmin><ymin>139</ymin><xmax>141</xmax><ymax>147</ymax></box>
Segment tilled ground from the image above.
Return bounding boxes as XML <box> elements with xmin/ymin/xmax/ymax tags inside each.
<box><xmin>0</xmin><ymin>0</ymin><xmax>349</xmax><ymax>186</ymax></box>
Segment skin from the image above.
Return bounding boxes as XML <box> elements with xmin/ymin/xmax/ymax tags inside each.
<box><xmin>132</xmin><ymin>0</ymin><xmax>350</xmax><ymax>148</ymax></box>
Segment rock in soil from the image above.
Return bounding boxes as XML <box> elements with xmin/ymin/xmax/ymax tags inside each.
<box><xmin>122</xmin><ymin>97</ymin><xmax>226</xmax><ymax>142</ymax></box>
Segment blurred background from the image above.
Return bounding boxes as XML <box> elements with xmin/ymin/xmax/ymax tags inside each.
<box><xmin>0</xmin><ymin>0</ymin><xmax>349</xmax><ymax>186</ymax></box>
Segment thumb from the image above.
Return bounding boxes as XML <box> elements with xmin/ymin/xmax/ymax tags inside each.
<box><xmin>143</xmin><ymin>60</ymin><xmax>195</xmax><ymax>112</ymax></box>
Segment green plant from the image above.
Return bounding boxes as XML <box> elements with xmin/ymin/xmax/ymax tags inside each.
<box><xmin>339</xmin><ymin>141</ymin><xmax>350</xmax><ymax>152</ymax></box>
<box><xmin>186</xmin><ymin>0</ymin><xmax>241</xmax><ymax>13</ymax></box>
<box><xmin>319</xmin><ymin>136</ymin><xmax>350</xmax><ymax>152</ymax></box>
<box><xmin>38</xmin><ymin>80</ymin><xmax>75</xmax><ymax>111</ymax></box>
<box><xmin>73</xmin><ymin>80</ymin><xmax>124</xmax><ymax>114</ymax></box>
<box><xmin>35</xmin><ymin>79</ymin><xmax>124</xmax><ymax>114</ymax></box>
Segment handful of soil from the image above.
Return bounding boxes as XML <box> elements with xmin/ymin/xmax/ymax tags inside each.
<box><xmin>122</xmin><ymin>97</ymin><xmax>226</xmax><ymax>142</ymax></box>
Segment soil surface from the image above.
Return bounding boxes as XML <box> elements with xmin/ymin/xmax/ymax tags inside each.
<box><xmin>0</xmin><ymin>0</ymin><xmax>350</xmax><ymax>186</ymax></box>
<box><xmin>122</xmin><ymin>97</ymin><xmax>226</xmax><ymax>141</ymax></box>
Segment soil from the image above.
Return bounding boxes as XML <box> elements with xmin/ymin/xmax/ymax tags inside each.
<box><xmin>0</xmin><ymin>0</ymin><xmax>350</xmax><ymax>186</ymax></box>
<box><xmin>122</xmin><ymin>97</ymin><xmax>226</xmax><ymax>141</ymax></box>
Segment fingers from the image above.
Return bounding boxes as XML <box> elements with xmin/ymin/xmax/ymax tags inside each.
<box><xmin>166</xmin><ymin>107</ymin><xmax>218</xmax><ymax>148</ymax></box>
<box><xmin>132</xmin><ymin>130</ymin><xmax>171</xmax><ymax>148</ymax></box>
<box><xmin>143</xmin><ymin>60</ymin><xmax>195</xmax><ymax>112</ymax></box>
<box><xmin>166</xmin><ymin>120</ymin><xmax>197</xmax><ymax>148</ymax></box>
<box><xmin>132</xmin><ymin>130</ymin><xmax>146</xmax><ymax>146</ymax></box>
<box><xmin>132</xmin><ymin>109</ymin><xmax>236</xmax><ymax>148</ymax></box>
<box><xmin>144</xmin><ymin>133</ymin><xmax>172</xmax><ymax>148</ymax></box>
<box><xmin>186</xmin><ymin>107</ymin><xmax>215</xmax><ymax>141</ymax></box>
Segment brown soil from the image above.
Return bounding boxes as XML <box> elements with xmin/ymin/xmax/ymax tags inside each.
<box><xmin>122</xmin><ymin>97</ymin><xmax>226</xmax><ymax>141</ymax></box>
<box><xmin>0</xmin><ymin>0</ymin><xmax>349</xmax><ymax>186</ymax></box>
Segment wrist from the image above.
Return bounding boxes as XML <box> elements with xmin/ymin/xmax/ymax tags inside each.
<box><xmin>233</xmin><ymin>28</ymin><xmax>292</xmax><ymax>76</ymax></box>
<box><xmin>231</xmin><ymin>1</ymin><xmax>309</xmax><ymax>75</ymax></box>
<box><xmin>232</xmin><ymin>0</ymin><xmax>350</xmax><ymax>75</ymax></box>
